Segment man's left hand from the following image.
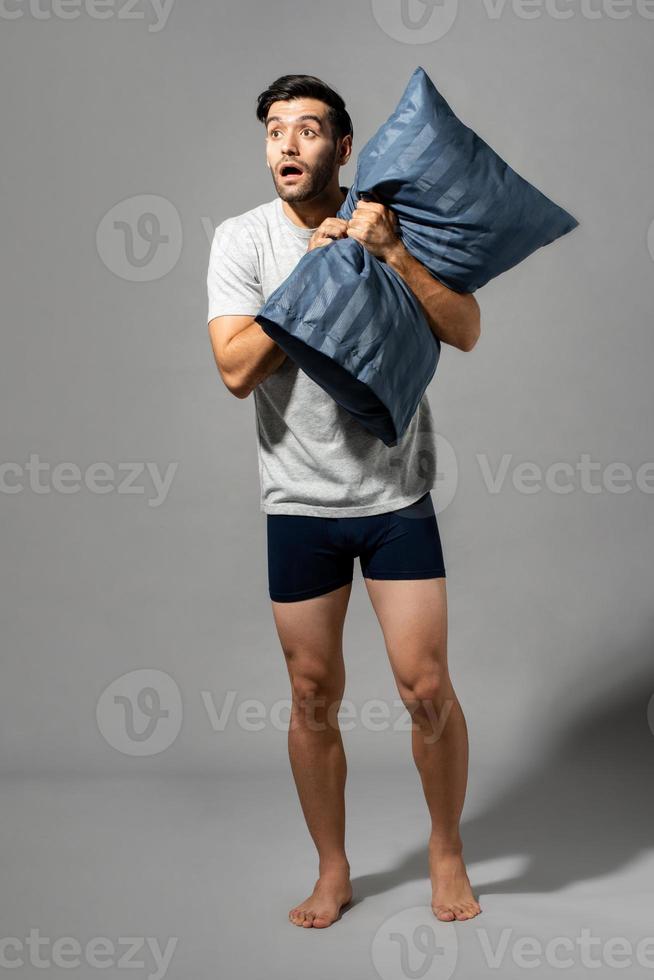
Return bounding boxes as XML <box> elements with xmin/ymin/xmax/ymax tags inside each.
<box><xmin>345</xmin><ymin>200</ymin><xmax>404</xmax><ymax>262</ymax></box>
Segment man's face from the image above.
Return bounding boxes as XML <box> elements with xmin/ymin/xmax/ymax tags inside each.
<box><xmin>265</xmin><ymin>97</ymin><xmax>346</xmax><ymax>202</ymax></box>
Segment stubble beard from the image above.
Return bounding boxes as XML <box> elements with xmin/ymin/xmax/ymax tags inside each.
<box><xmin>274</xmin><ymin>143</ymin><xmax>339</xmax><ymax>203</ymax></box>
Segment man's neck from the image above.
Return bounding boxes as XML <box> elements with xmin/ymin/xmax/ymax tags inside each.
<box><xmin>280</xmin><ymin>185</ymin><xmax>348</xmax><ymax>231</ymax></box>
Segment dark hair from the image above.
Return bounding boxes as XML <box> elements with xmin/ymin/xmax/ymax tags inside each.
<box><xmin>255</xmin><ymin>74</ymin><xmax>353</xmax><ymax>143</ymax></box>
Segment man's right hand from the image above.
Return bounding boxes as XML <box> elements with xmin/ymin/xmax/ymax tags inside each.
<box><xmin>307</xmin><ymin>218</ymin><xmax>349</xmax><ymax>252</ymax></box>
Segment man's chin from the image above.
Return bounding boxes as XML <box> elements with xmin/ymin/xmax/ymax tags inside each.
<box><xmin>276</xmin><ymin>184</ymin><xmax>313</xmax><ymax>202</ymax></box>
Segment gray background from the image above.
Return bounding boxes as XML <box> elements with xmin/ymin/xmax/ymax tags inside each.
<box><xmin>1</xmin><ymin>1</ymin><xmax>653</xmax><ymax>977</ymax></box>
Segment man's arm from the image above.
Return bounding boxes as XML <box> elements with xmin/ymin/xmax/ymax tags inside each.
<box><xmin>207</xmin><ymin>215</ymin><xmax>356</xmax><ymax>399</ymax></box>
<box><xmin>384</xmin><ymin>241</ymin><xmax>481</xmax><ymax>352</ymax></box>
<box><xmin>345</xmin><ymin>200</ymin><xmax>481</xmax><ymax>352</ymax></box>
<box><xmin>208</xmin><ymin>217</ymin><xmax>352</xmax><ymax>399</ymax></box>
<box><xmin>207</xmin><ymin>217</ymin><xmax>290</xmax><ymax>399</ymax></box>
<box><xmin>208</xmin><ymin>315</ymin><xmax>286</xmax><ymax>399</ymax></box>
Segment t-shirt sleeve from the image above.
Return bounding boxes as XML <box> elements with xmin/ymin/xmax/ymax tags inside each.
<box><xmin>206</xmin><ymin>218</ymin><xmax>264</xmax><ymax>322</ymax></box>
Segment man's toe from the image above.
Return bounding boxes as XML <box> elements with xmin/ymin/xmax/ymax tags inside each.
<box><xmin>312</xmin><ymin>911</ymin><xmax>332</xmax><ymax>928</ymax></box>
<box><xmin>455</xmin><ymin>904</ymin><xmax>476</xmax><ymax>920</ymax></box>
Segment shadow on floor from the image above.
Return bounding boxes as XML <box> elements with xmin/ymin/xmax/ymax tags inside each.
<box><xmin>351</xmin><ymin>657</ymin><xmax>654</xmax><ymax>901</ymax></box>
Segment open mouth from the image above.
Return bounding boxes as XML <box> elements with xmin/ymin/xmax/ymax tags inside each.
<box><xmin>280</xmin><ymin>164</ymin><xmax>305</xmax><ymax>178</ymax></box>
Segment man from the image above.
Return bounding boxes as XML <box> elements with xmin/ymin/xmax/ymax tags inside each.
<box><xmin>207</xmin><ymin>74</ymin><xmax>482</xmax><ymax>928</ymax></box>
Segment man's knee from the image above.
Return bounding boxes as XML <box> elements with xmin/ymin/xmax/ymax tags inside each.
<box><xmin>290</xmin><ymin>673</ymin><xmax>344</xmax><ymax>730</ymax></box>
<box><xmin>397</xmin><ymin>666</ymin><xmax>445</xmax><ymax>707</ymax></box>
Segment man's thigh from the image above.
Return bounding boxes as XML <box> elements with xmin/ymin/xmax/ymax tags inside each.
<box><xmin>266</xmin><ymin>511</ymin><xmax>356</xmax><ymax>689</ymax></box>
<box><xmin>360</xmin><ymin>492</ymin><xmax>449</xmax><ymax>688</ymax></box>
<box><xmin>271</xmin><ymin>582</ymin><xmax>352</xmax><ymax>694</ymax></box>
<box><xmin>364</xmin><ymin>577</ymin><xmax>449</xmax><ymax>694</ymax></box>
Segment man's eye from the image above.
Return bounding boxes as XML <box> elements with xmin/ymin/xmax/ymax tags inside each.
<box><xmin>267</xmin><ymin>128</ymin><xmax>315</xmax><ymax>137</ymax></box>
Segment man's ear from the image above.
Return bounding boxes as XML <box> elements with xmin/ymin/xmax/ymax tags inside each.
<box><xmin>339</xmin><ymin>136</ymin><xmax>353</xmax><ymax>167</ymax></box>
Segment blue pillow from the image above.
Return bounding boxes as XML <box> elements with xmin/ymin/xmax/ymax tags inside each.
<box><xmin>337</xmin><ymin>65</ymin><xmax>579</xmax><ymax>293</ymax></box>
<box><xmin>256</xmin><ymin>66</ymin><xmax>578</xmax><ymax>444</ymax></box>
<box><xmin>256</xmin><ymin>236</ymin><xmax>439</xmax><ymax>447</ymax></box>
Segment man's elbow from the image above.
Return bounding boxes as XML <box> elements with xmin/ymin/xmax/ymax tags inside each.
<box><xmin>224</xmin><ymin>372</ymin><xmax>252</xmax><ymax>399</ymax></box>
<box><xmin>228</xmin><ymin>383</ymin><xmax>252</xmax><ymax>399</ymax></box>
<box><xmin>459</xmin><ymin>323</ymin><xmax>481</xmax><ymax>352</ymax></box>
<box><xmin>216</xmin><ymin>362</ymin><xmax>252</xmax><ymax>399</ymax></box>
<box><xmin>458</xmin><ymin>300</ymin><xmax>481</xmax><ymax>352</ymax></box>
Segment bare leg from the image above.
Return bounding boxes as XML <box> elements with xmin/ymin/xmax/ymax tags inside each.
<box><xmin>364</xmin><ymin>576</ymin><xmax>482</xmax><ymax>922</ymax></box>
<box><xmin>271</xmin><ymin>582</ymin><xmax>354</xmax><ymax>928</ymax></box>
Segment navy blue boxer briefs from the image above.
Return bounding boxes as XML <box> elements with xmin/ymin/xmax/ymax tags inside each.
<box><xmin>266</xmin><ymin>491</ymin><xmax>446</xmax><ymax>603</ymax></box>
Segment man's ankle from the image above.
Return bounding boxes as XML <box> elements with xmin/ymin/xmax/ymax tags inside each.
<box><xmin>428</xmin><ymin>832</ymin><xmax>463</xmax><ymax>856</ymax></box>
<box><xmin>318</xmin><ymin>856</ymin><xmax>351</xmax><ymax>876</ymax></box>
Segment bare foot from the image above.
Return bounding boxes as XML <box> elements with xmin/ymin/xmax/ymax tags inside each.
<box><xmin>429</xmin><ymin>840</ymin><xmax>482</xmax><ymax>922</ymax></box>
<box><xmin>289</xmin><ymin>866</ymin><xmax>353</xmax><ymax>928</ymax></box>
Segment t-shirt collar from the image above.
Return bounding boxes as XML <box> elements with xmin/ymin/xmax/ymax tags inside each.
<box><xmin>275</xmin><ymin>188</ymin><xmax>349</xmax><ymax>241</ymax></box>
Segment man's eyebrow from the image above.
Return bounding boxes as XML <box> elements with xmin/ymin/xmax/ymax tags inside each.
<box><xmin>266</xmin><ymin>114</ymin><xmax>325</xmax><ymax>130</ymax></box>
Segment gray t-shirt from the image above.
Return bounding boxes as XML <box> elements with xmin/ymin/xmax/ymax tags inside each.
<box><xmin>207</xmin><ymin>192</ymin><xmax>437</xmax><ymax>517</ymax></box>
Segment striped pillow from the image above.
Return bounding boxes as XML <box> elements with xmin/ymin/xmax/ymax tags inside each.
<box><xmin>337</xmin><ymin>65</ymin><xmax>578</xmax><ymax>293</ymax></box>
<box><xmin>256</xmin><ymin>66</ymin><xmax>578</xmax><ymax>445</ymax></box>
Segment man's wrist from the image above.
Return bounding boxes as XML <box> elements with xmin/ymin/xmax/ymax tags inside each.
<box><xmin>383</xmin><ymin>238</ymin><xmax>410</xmax><ymax>269</ymax></box>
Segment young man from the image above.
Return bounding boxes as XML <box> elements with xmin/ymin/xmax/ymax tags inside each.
<box><xmin>207</xmin><ymin>74</ymin><xmax>482</xmax><ymax>928</ymax></box>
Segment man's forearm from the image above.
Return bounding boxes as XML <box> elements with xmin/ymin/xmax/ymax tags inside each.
<box><xmin>384</xmin><ymin>242</ymin><xmax>480</xmax><ymax>351</ymax></box>
<box><xmin>225</xmin><ymin>321</ymin><xmax>287</xmax><ymax>397</ymax></box>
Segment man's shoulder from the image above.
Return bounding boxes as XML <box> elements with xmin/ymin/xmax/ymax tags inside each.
<box><xmin>218</xmin><ymin>198</ymin><xmax>277</xmax><ymax>238</ymax></box>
